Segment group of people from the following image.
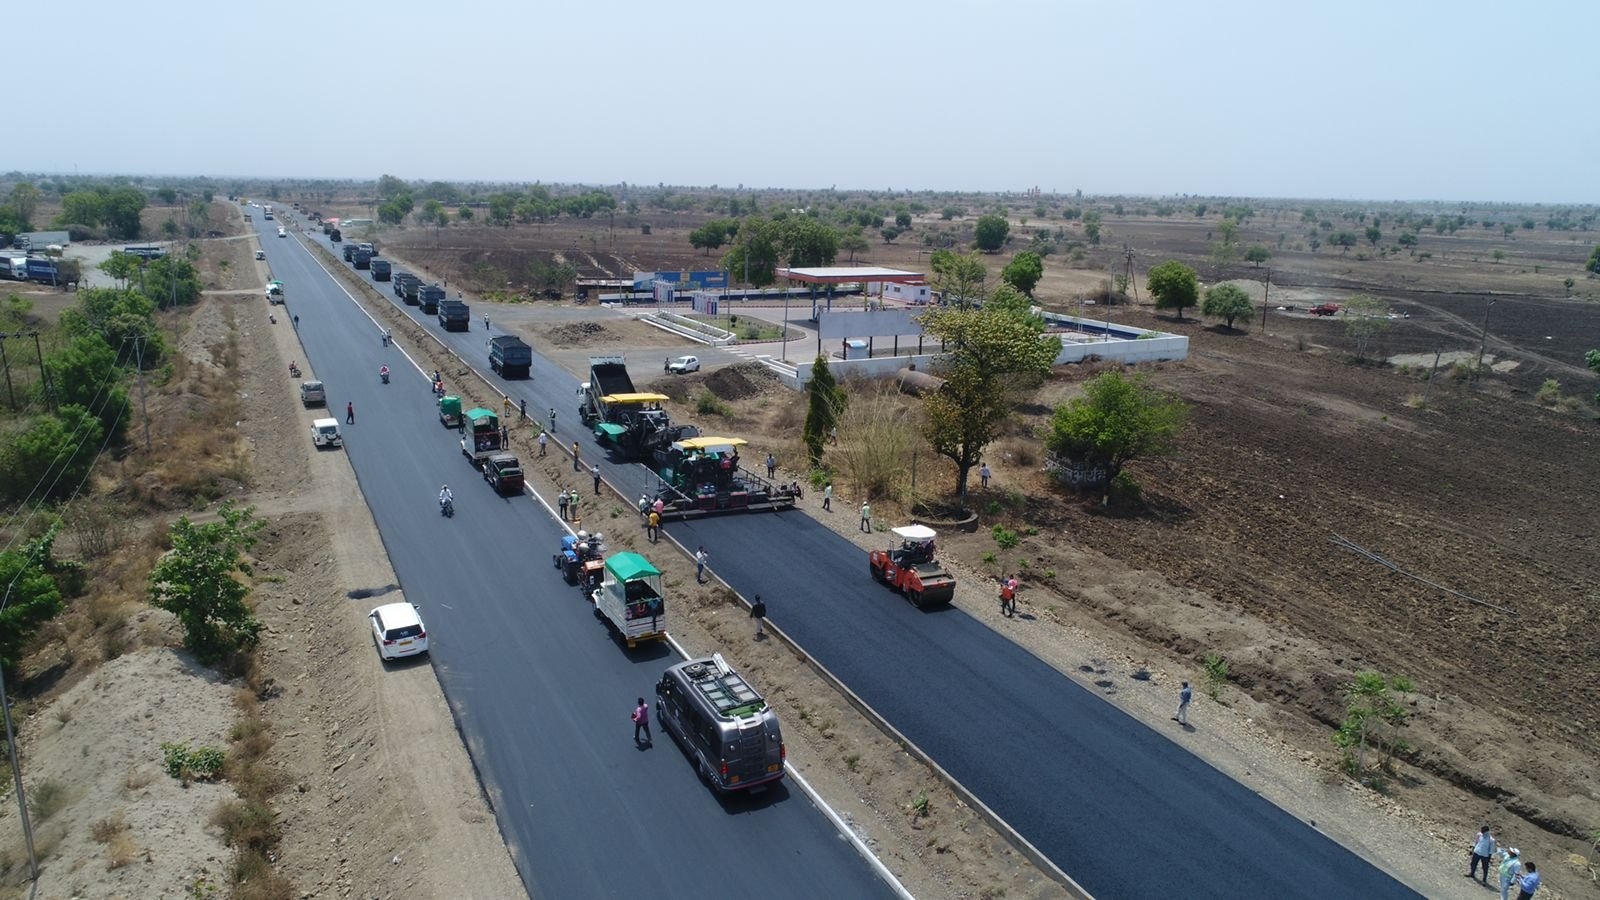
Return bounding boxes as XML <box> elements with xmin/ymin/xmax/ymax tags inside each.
<box><xmin>555</xmin><ymin>488</ymin><xmax>582</xmax><ymax>522</ymax></box>
<box><xmin>1469</xmin><ymin>826</ymin><xmax>1541</xmax><ymax>900</ymax></box>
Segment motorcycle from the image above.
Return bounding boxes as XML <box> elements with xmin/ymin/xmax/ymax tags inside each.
<box><xmin>288</xmin><ymin>362</ymin><xmax>301</xmax><ymax>378</ymax></box>
<box><xmin>380</xmin><ymin>368</ymin><xmax>390</xmax><ymax>385</ymax></box>
<box><xmin>440</xmin><ymin>497</ymin><xmax>455</xmax><ymax>518</ymax></box>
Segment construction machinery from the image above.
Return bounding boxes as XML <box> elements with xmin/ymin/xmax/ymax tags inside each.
<box><xmin>868</xmin><ymin>524</ymin><xmax>957</xmax><ymax>607</ymax></box>
<box><xmin>647</xmin><ymin>437</ymin><xmax>796</xmax><ymax>518</ymax></box>
<box><xmin>577</xmin><ymin>355</ymin><xmax>689</xmax><ymax>459</ymax></box>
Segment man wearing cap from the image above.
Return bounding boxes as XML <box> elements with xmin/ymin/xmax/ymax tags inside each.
<box><xmin>1497</xmin><ymin>847</ymin><xmax>1522</xmax><ymax>900</ymax></box>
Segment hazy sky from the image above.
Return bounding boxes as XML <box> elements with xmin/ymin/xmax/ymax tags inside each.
<box><xmin>10</xmin><ymin>0</ymin><xmax>1594</xmax><ymax>203</ymax></box>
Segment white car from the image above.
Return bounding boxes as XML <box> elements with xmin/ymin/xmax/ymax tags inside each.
<box><xmin>370</xmin><ymin>603</ymin><xmax>428</xmax><ymax>661</ymax></box>
<box><xmin>667</xmin><ymin>355</ymin><xmax>700</xmax><ymax>374</ymax></box>
<box><xmin>310</xmin><ymin>418</ymin><xmax>342</xmax><ymax>448</ymax></box>
<box><xmin>277</xmin><ymin>227</ymin><xmax>286</xmax><ymax>238</ymax></box>
<box><xmin>254</xmin><ymin>249</ymin><xmax>265</xmax><ymax>260</ymax></box>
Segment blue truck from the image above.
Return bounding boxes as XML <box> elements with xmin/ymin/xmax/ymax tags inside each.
<box><xmin>489</xmin><ymin>335</ymin><xmax>533</xmax><ymax>379</ymax></box>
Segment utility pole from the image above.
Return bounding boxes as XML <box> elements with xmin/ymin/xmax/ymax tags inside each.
<box><xmin>33</xmin><ymin>333</ymin><xmax>54</xmax><ymax>412</ymax></box>
<box><xmin>135</xmin><ymin>335</ymin><xmax>151</xmax><ymax>452</ymax></box>
<box><xmin>1261</xmin><ymin>266</ymin><xmax>1272</xmax><ymax>331</ymax></box>
<box><xmin>1</xmin><ymin>625</ymin><xmax>41</xmax><ymax>885</ymax></box>
<box><xmin>0</xmin><ymin>333</ymin><xmax>16</xmax><ymax>408</ymax></box>
<box><xmin>1122</xmin><ymin>244</ymin><xmax>1141</xmax><ymax>304</ymax></box>
<box><xmin>1473</xmin><ymin>298</ymin><xmax>1497</xmax><ymax>387</ymax></box>
<box><xmin>1422</xmin><ymin>347</ymin><xmax>1443</xmax><ymax>409</ymax></box>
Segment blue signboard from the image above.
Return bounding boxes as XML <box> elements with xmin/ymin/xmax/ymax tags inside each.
<box><xmin>687</xmin><ymin>271</ymin><xmax>727</xmax><ymax>288</ymax></box>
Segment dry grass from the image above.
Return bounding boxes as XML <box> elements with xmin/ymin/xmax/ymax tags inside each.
<box><xmin>211</xmin><ymin>798</ymin><xmax>276</xmax><ymax>852</ymax></box>
<box><xmin>90</xmin><ymin>810</ymin><xmax>137</xmax><ymax>870</ymax></box>
<box><xmin>828</xmin><ymin>381</ymin><xmax>934</xmax><ymax>507</ymax></box>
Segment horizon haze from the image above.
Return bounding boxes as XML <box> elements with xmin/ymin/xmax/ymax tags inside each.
<box><xmin>8</xmin><ymin>0</ymin><xmax>1595</xmax><ymax>204</ymax></box>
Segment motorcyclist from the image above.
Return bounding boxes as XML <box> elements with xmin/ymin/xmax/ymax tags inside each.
<box><xmin>379</xmin><ymin>365</ymin><xmax>390</xmax><ymax>382</ymax></box>
<box><xmin>439</xmin><ymin>484</ymin><xmax>454</xmax><ymax>511</ymax></box>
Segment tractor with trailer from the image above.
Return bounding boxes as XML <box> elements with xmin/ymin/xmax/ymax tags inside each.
<box><xmin>1309</xmin><ymin>303</ymin><xmax>1342</xmax><ymax>317</ymax></box>
<box><xmin>590</xmin><ymin>552</ymin><xmax>666</xmax><ymax>648</ymax></box>
<box><xmin>459</xmin><ymin>407</ymin><xmax>503</xmax><ymax>467</ymax></box>
<box><xmin>868</xmin><ymin>524</ymin><xmax>957</xmax><ymax>608</ymax></box>
<box><xmin>554</xmin><ymin>530</ymin><xmax>607</xmax><ymax>592</ymax></box>
<box><xmin>646</xmin><ymin>436</ymin><xmax>796</xmax><ymax>518</ymax></box>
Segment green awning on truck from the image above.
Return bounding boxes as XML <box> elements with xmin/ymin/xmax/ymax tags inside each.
<box><xmin>605</xmin><ymin>552</ymin><xmax>660</xmax><ymax>582</ymax></box>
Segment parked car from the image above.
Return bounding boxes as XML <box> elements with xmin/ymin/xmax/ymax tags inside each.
<box><xmin>299</xmin><ymin>380</ymin><xmax>326</xmax><ymax>407</ymax></box>
<box><xmin>310</xmin><ymin>417</ymin><xmax>342</xmax><ymax>448</ymax></box>
<box><xmin>254</xmin><ymin>249</ymin><xmax>265</xmax><ymax>260</ymax></box>
<box><xmin>369</xmin><ymin>603</ymin><xmax>428</xmax><ymax>661</ymax></box>
<box><xmin>277</xmin><ymin>227</ymin><xmax>286</xmax><ymax>238</ymax></box>
<box><xmin>667</xmin><ymin>355</ymin><xmax>700</xmax><ymax>374</ymax></box>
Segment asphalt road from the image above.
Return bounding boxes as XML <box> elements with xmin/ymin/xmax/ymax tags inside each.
<box><xmin>297</xmin><ymin>224</ymin><xmax>1423</xmax><ymax>900</ymax></box>
<box><xmin>251</xmin><ymin>218</ymin><xmax>897</xmax><ymax>899</ymax></box>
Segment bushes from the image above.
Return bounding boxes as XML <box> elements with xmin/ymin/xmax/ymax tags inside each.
<box><xmin>161</xmin><ymin>741</ymin><xmax>226</xmax><ymax>782</ymax></box>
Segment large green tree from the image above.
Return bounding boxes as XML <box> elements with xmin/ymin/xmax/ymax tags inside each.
<box><xmin>0</xmin><ymin>406</ymin><xmax>107</xmax><ymax>501</ymax></box>
<box><xmin>44</xmin><ymin>336</ymin><xmax>131</xmax><ymax>444</ymax></box>
<box><xmin>148</xmin><ymin>501</ymin><xmax>265</xmax><ymax>664</ymax></box>
<box><xmin>974</xmin><ymin>214</ymin><xmax>1010</xmax><ymax>252</ymax></box>
<box><xmin>1046</xmin><ymin>371</ymin><xmax>1188</xmax><ymax>489</ymax></box>
<box><xmin>1202</xmin><ymin>283</ymin><xmax>1254</xmax><ymax>330</ymax></box>
<box><xmin>803</xmin><ymin>356</ymin><xmax>846</xmax><ymax>467</ymax></box>
<box><xmin>929</xmin><ymin>249</ymin><xmax>987</xmax><ymax>308</ymax></box>
<box><xmin>688</xmin><ymin>219</ymin><xmax>734</xmax><ymax>255</ymax></box>
<box><xmin>1001</xmin><ymin>250</ymin><xmax>1044</xmax><ymax>297</ymax></box>
<box><xmin>921</xmin><ymin>293</ymin><xmax>1061</xmax><ymax>498</ymax></box>
<box><xmin>0</xmin><ymin>525</ymin><xmax>67</xmax><ymax>673</ymax></box>
<box><xmin>1147</xmin><ymin>260</ymin><xmax>1200</xmax><ymax>321</ymax></box>
<box><xmin>839</xmin><ymin>228</ymin><xmax>870</xmax><ymax>263</ymax></box>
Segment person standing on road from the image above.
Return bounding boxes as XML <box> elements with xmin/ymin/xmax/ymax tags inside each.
<box><xmin>664</xmin><ymin>357</ymin><xmax>671</xmax><ymax>374</ymax></box>
<box><xmin>695</xmin><ymin>546</ymin><xmax>709</xmax><ymax>583</ymax></box>
<box><xmin>1515</xmin><ymin>862</ymin><xmax>1539</xmax><ymax>900</ymax></box>
<box><xmin>979</xmin><ymin>461</ymin><xmax>991</xmax><ymax>489</ymax></box>
<box><xmin>483</xmin><ymin>312</ymin><xmax>491</xmax><ymax>331</ymax></box>
<box><xmin>557</xmin><ymin>489</ymin><xmax>569</xmax><ymax>521</ymax></box>
<box><xmin>520</xmin><ymin>398</ymin><xmax>527</xmax><ymax>420</ymax></box>
<box><xmin>1174</xmin><ymin>681</ymin><xmax>1193</xmax><ymax>726</ymax></box>
<box><xmin>591</xmin><ymin>464</ymin><xmax>602</xmax><ymax>495</ymax></box>
<box><xmin>637</xmin><ymin>494</ymin><xmax>650</xmax><ymax>518</ymax></box>
<box><xmin>503</xmin><ymin>395</ymin><xmax>512</xmax><ymax>420</ymax></box>
<box><xmin>859</xmin><ymin>501</ymin><xmax>872</xmax><ymax>533</ymax></box>
<box><xmin>765</xmin><ymin>453</ymin><xmax>777</xmax><ymax>479</ymax></box>
<box><xmin>632</xmin><ymin>697</ymin><xmax>651</xmax><ymax>747</ymax></box>
<box><xmin>548</xmin><ymin>407</ymin><xmax>556</xmax><ymax>432</ymax></box>
<box><xmin>751</xmin><ymin>595</ymin><xmax>767</xmax><ymax>639</ymax></box>
<box><xmin>569</xmin><ymin>493</ymin><xmax>581</xmax><ymax>523</ymax></box>
<box><xmin>500</xmin><ymin>425</ymin><xmax>509</xmax><ymax>448</ymax></box>
<box><xmin>652</xmin><ymin>497</ymin><xmax>665</xmax><ymax>518</ymax></box>
<box><xmin>647</xmin><ymin>510</ymin><xmax>660</xmax><ymax>543</ymax></box>
<box><xmin>822</xmin><ymin>483</ymin><xmax>832</xmax><ymax>511</ymax></box>
<box><xmin>1470</xmin><ymin>826</ymin><xmax>1498</xmax><ymax>885</ymax></box>
<box><xmin>1498</xmin><ymin>847</ymin><xmax>1523</xmax><ymax>900</ymax></box>
<box><xmin>572</xmin><ymin>441</ymin><xmax>581</xmax><ymax>472</ymax></box>
<box><xmin>345</xmin><ymin>401</ymin><xmax>355</xmax><ymax>425</ymax></box>
<box><xmin>538</xmin><ymin>431</ymin><xmax>547</xmax><ymax>456</ymax></box>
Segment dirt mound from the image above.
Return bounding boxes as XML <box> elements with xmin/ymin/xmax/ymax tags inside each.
<box><xmin>702</xmin><ymin>363</ymin><xmax>777</xmax><ymax>401</ymax></box>
<box><xmin>547</xmin><ymin>321</ymin><xmax>612</xmax><ymax>346</ymax></box>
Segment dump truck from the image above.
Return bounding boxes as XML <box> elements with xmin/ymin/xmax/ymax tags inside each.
<box><xmin>353</xmin><ymin>250</ymin><xmax>372</xmax><ymax>270</ymax></box>
<box><xmin>576</xmin><ymin>355</ymin><xmax>681</xmax><ymax>457</ymax></box>
<box><xmin>438</xmin><ymin>297</ymin><xmax>468</xmax><ymax>330</ymax></box>
<box><xmin>489</xmin><ymin>335</ymin><xmax>533</xmax><ymax>379</ymax></box>
<box><xmin>590</xmin><ymin>552</ymin><xmax>666</xmax><ymax>648</ymax></box>
<box><xmin>393</xmin><ymin>272</ymin><xmax>421</xmax><ymax>302</ymax></box>
<box><xmin>370</xmin><ymin>259</ymin><xmax>391</xmax><ymax>281</ymax></box>
<box><xmin>459</xmin><ymin>407</ymin><xmax>502</xmax><ymax>466</ymax></box>
<box><xmin>868</xmin><ymin>524</ymin><xmax>957</xmax><ymax>608</ymax></box>
<box><xmin>418</xmin><ymin>284</ymin><xmax>443</xmax><ymax>314</ymax></box>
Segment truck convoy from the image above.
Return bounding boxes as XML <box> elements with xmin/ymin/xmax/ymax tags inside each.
<box><xmin>370</xmin><ymin>259</ymin><xmax>391</xmax><ymax>281</ymax></box>
<box><xmin>419</xmin><ymin>284</ymin><xmax>444</xmax><ymax>314</ymax></box>
<box><xmin>590</xmin><ymin>552</ymin><xmax>666</xmax><ymax>648</ymax></box>
<box><xmin>655</xmin><ymin>653</ymin><xmax>786</xmax><ymax>793</ymax></box>
<box><xmin>393</xmin><ymin>272</ymin><xmax>421</xmax><ymax>303</ymax></box>
<box><xmin>489</xmin><ymin>335</ymin><xmax>533</xmax><ymax>379</ymax></box>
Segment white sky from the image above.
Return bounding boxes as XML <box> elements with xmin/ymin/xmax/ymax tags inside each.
<box><xmin>9</xmin><ymin>0</ymin><xmax>1595</xmax><ymax>203</ymax></box>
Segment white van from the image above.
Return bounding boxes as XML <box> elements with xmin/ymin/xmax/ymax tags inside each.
<box><xmin>310</xmin><ymin>418</ymin><xmax>342</xmax><ymax>448</ymax></box>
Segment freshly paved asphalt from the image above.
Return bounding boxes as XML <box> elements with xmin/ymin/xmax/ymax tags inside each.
<box><xmin>286</xmin><ymin>221</ymin><xmax>1423</xmax><ymax>900</ymax></box>
<box><xmin>253</xmin><ymin>218</ymin><xmax>896</xmax><ymax>899</ymax></box>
